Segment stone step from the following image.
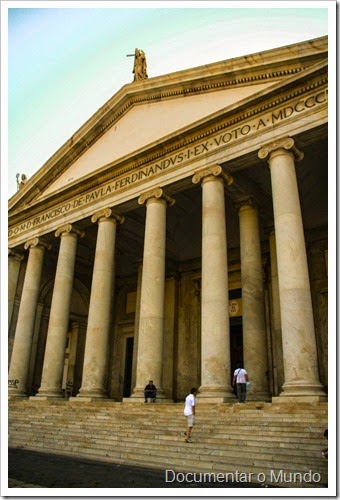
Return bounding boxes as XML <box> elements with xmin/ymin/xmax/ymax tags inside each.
<box><xmin>9</xmin><ymin>432</ymin><xmax>326</xmax><ymax>470</ymax></box>
<box><xmin>9</xmin><ymin>422</ymin><xmax>325</xmax><ymax>444</ymax></box>
<box><xmin>8</xmin><ymin>441</ymin><xmax>327</xmax><ymax>489</ymax></box>
<box><xmin>9</xmin><ymin>417</ymin><xmax>327</xmax><ymax>436</ymax></box>
<box><xmin>9</xmin><ymin>400</ymin><xmax>328</xmax><ymax>489</ymax></box>
<box><xmin>9</xmin><ymin>438</ymin><xmax>327</xmax><ymax>482</ymax></box>
<box><xmin>8</xmin><ymin>400</ymin><xmax>328</xmax><ymax>412</ymax></box>
<box><xmin>9</xmin><ymin>406</ymin><xmax>327</xmax><ymax>420</ymax></box>
<box><xmin>9</xmin><ymin>405</ymin><xmax>327</xmax><ymax>417</ymax></box>
<box><xmin>9</xmin><ymin>419</ymin><xmax>326</xmax><ymax>438</ymax></box>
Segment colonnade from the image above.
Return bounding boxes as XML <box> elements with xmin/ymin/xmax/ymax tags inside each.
<box><xmin>8</xmin><ymin>137</ymin><xmax>326</xmax><ymax>402</ymax></box>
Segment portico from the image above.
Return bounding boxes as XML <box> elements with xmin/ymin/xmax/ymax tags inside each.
<box><xmin>8</xmin><ymin>36</ymin><xmax>328</xmax><ymax>404</ymax></box>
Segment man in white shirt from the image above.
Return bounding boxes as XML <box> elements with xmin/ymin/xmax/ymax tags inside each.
<box><xmin>233</xmin><ymin>362</ymin><xmax>249</xmax><ymax>403</ymax></box>
<box><xmin>184</xmin><ymin>388</ymin><xmax>198</xmax><ymax>443</ymax></box>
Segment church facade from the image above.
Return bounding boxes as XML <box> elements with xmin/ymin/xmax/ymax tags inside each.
<box><xmin>8</xmin><ymin>36</ymin><xmax>328</xmax><ymax>404</ymax></box>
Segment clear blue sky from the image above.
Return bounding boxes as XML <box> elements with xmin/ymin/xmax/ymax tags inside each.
<box><xmin>2</xmin><ymin>1</ymin><xmax>332</xmax><ymax>197</ymax></box>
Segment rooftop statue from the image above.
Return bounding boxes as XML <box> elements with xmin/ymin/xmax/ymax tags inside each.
<box><xmin>132</xmin><ymin>48</ymin><xmax>148</xmax><ymax>81</ymax></box>
<box><xmin>16</xmin><ymin>173</ymin><xmax>27</xmax><ymax>191</ymax></box>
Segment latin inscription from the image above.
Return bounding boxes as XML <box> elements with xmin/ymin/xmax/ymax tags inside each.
<box><xmin>9</xmin><ymin>89</ymin><xmax>327</xmax><ymax>239</ymax></box>
<box><xmin>8</xmin><ymin>379</ymin><xmax>19</xmax><ymax>388</ymax></box>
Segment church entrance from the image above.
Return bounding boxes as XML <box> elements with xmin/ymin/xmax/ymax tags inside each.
<box><xmin>230</xmin><ymin>321</ymin><xmax>243</xmax><ymax>374</ymax></box>
<box><xmin>229</xmin><ymin>289</ymin><xmax>243</xmax><ymax>388</ymax></box>
<box><xmin>123</xmin><ymin>337</ymin><xmax>134</xmax><ymax>397</ymax></box>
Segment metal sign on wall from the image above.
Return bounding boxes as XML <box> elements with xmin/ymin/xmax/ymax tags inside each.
<box><xmin>229</xmin><ymin>298</ymin><xmax>242</xmax><ymax>317</ymax></box>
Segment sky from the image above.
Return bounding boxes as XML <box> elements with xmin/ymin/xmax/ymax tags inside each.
<box><xmin>2</xmin><ymin>1</ymin><xmax>333</xmax><ymax>198</ymax></box>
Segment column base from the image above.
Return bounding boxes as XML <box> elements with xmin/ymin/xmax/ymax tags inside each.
<box><xmin>8</xmin><ymin>391</ymin><xmax>28</xmax><ymax>400</ymax></box>
<box><xmin>123</xmin><ymin>397</ymin><xmax>173</xmax><ymax>403</ymax></box>
<box><xmin>129</xmin><ymin>387</ymin><xmax>171</xmax><ymax>403</ymax></box>
<box><xmin>75</xmin><ymin>388</ymin><xmax>109</xmax><ymax>400</ymax></box>
<box><xmin>69</xmin><ymin>396</ymin><xmax>114</xmax><ymax>403</ymax></box>
<box><xmin>29</xmin><ymin>395</ymin><xmax>64</xmax><ymax>401</ymax></box>
<box><xmin>272</xmin><ymin>395</ymin><xmax>328</xmax><ymax>403</ymax></box>
<box><xmin>274</xmin><ymin>382</ymin><xmax>327</xmax><ymax>402</ymax></box>
<box><xmin>198</xmin><ymin>385</ymin><xmax>235</xmax><ymax>403</ymax></box>
<box><xmin>35</xmin><ymin>388</ymin><xmax>64</xmax><ymax>399</ymax></box>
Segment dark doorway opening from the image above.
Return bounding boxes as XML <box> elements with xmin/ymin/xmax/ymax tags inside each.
<box><xmin>229</xmin><ymin>288</ymin><xmax>243</xmax><ymax>388</ymax></box>
<box><xmin>123</xmin><ymin>337</ymin><xmax>134</xmax><ymax>397</ymax></box>
<box><xmin>230</xmin><ymin>320</ymin><xmax>243</xmax><ymax>373</ymax></box>
<box><xmin>230</xmin><ymin>320</ymin><xmax>243</xmax><ymax>396</ymax></box>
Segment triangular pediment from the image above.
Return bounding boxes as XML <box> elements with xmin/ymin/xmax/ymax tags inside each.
<box><xmin>9</xmin><ymin>35</ymin><xmax>327</xmax><ymax>215</ymax></box>
<box><xmin>37</xmin><ymin>81</ymin><xmax>275</xmax><ymax>198</ymax></box>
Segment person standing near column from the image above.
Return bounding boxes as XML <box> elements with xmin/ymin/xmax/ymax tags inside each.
<box><xmin>184</xmin><ymin>388</ymin><xmax>198</xmax><ymax>443</ymax></box>
<box><xmin>232</xmin><ymin>362</ymin><xmax>249</xmax><ymax>403</ymax></box>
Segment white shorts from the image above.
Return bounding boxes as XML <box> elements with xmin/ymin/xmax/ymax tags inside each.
<box><xmin>186</xmin><ymin>414</ymin><xmax>195</xmax><ymax>427</ymax></box>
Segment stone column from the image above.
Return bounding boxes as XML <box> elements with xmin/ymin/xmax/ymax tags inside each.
<box><xmin>27</xmin><ymin>303</ymin><xmax>44</xmax><ymax>394</ymax></box>
<box><xmin>76</xmin><ymin>208</ymin><xmax>124</xmax><ymax>400</ymax></box>
<box><xmin>8</xmin><ymin>238</ymin><xmax>51</xmax><ymax>398</ymax></box>
<box><xmin>130</xmin><ymin>188</ymin><xmax>174</xmax><ymax>401</ymax></box>
<box><xmin>258</xmin><ymin>137</ymin><xmax>326</xmax><ymax>401</ymax></box>
<box><xmin>268</xmin><ymin>228</ymin><xmax>284</xmax><ymax>395</ymax></box>
<box><xmin>131</xmin><ymin>263</ymin><xmax>143</xmax><ymax>391</ymax></box>
<box><xmin>8</xmin><ymin>250</ymin><xmax>24</xmax><ymax>329</ymax></box>
<box><xmin>192</xmin><ymin>165</ymin><xmax>235</xmax><ymax>402</ymax></box>
<box><xmin>35</xmin><ymin>224</ymin><xmax>84</xmax><ymax>399</ymax></box>
<box><xmin>233</xmin><ymin>196</ymin><xmax>270</xmax><ymax>400</ymax></box>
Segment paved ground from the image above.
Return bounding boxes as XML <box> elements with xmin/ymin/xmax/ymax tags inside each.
<box><xmin>7</xmin><ymin>448</ymin><xmax>268</xmax><ymax>490</ymax></box>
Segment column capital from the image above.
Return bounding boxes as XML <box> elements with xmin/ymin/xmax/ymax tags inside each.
<box><xmin>192</xmin><ymin>164</ymin><xmax>233</xmax><ymax>186</ymax></box>
<box><xmin>91</xmin><ymin>208</ymin><xmax>125</xmax><ymax>225</ymax></box>
<box><xmin>8</xmin><ymin>249</ymin><xmax>24</xmax><ymax>261</ymax></box>
<box><xmin>55</xmin><ymin>223</ymin><xmax>85</xmax><ymax>239</ymax></box>
<box><xmin>138</xmin><ymin>187</ymin><xmax>175</xmax><ymax>206</ymax></box>
<box><xmin>24</xmin><ymin>237</ymin><xmax>51</xmax><ymax>251</ymax></box>
<box><xmin>233</xmin><ymin>195</ymin><xmax>258</xmax><ymax>212</ymax></box>
<box><xmin>258</xmin><ymin>137</ymin><xmax>304</xmax><ymax>162</ymax></box>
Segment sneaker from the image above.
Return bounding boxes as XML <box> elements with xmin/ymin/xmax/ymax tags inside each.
<box><xmin>144</xmin><ymin>400</ymin><xmax>148</xmax><ymax>403</ymax></box>
<box><xmin>185</xmin><ymin>438</ymin><xmax>192</xmax><ymax>443</ymax></box>
<box><xmin>152</xmin><ymin>399</ymin><xmax>156</xmax><ymax>403</ymax></box>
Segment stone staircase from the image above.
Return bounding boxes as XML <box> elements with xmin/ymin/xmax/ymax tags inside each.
<box><xmin>8</xmin><ymin>399</ymin><xmax>328</xmax><ymax>488</ymax></box>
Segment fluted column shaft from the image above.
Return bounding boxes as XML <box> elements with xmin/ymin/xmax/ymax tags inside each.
<box><xmin>234</xmin><ymin>196</ymin><xmax>270</xmax><ymax>400</ymax></box>
<box><xmin>259</xmin><ymin>137</ymin><xmax>325</xmax><ymax>399</ymax></box>
<box><xmin>131</xmin><ymin>188</ymin><xmax>174</xmax><ymax>400</ymax></box>
<box><xmin>193</xmin><ymin>165</ymin><xmax>234</xmax><ymax>402</ymax></box>
<box><xmin>8</xmin><ymin>250</ymin><xmax>24</xmax><ymax>328</ymax></box>
<box><xmin>77</xmin><ymin>208</ymin><xmax>123</xmax><ymax>399</ymax></box>
<box><xmin>8</xmin><ymin>238</ymin><xmax>50</xmax><ymax>398</ymax></box>
<box><xmin>36</xmin><ymin>224</ymin><xmax>84</xmax><ymax>398</ymax></box>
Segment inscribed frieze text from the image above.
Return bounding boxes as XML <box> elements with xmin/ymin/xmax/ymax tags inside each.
<box><xmin>9</xmin><ymin>89</ymin><xmax>327</xmax><ymax>239</ymax></box>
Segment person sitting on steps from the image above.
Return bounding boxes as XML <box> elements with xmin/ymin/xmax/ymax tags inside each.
<box><xmin>144</xmin><ymin>380</ymin><xmax>157</xmax><ymax>403</ymax></box>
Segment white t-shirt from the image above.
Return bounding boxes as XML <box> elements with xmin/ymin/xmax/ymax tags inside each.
<box><xmin>184</xmin><ymin>393</ymin><xmax>196</xmax><ymax>416</ymax></box>
<box><xmin>234</xmin><ymin>368</ymin><xmax>247</xmax><ymax>383</ymax></box>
